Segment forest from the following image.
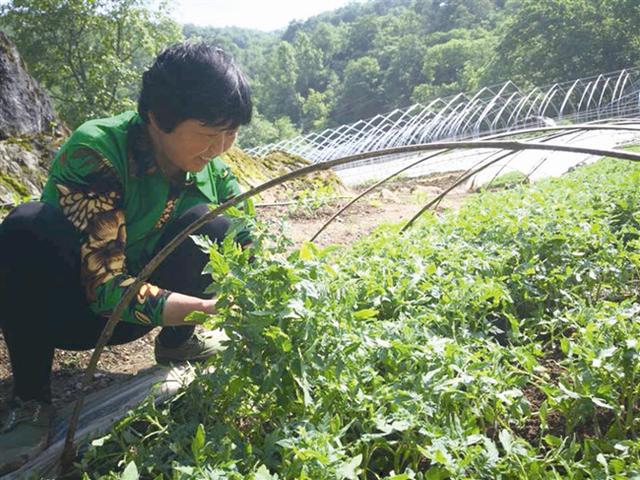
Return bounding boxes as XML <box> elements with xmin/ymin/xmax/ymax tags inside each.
<box><xmin>1</xmin><ymin>0</ymin><xmax>639</xmax><ymax>148</ymax></box>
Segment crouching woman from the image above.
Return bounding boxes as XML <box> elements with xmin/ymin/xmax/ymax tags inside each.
<box><xmin>0</xmin><ymin>42</ymin><xmax>253</xmax><ymax>474</ymax></box>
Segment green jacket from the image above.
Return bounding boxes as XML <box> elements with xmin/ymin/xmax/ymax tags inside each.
<box><xmin>41</xmin><ymin>111</ymin><xmax>248</xmax><ymax>326</ymax></box>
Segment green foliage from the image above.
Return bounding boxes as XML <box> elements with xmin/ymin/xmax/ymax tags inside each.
<box><xmin>334</xmin><ymin>56</ymin><xmax>383</xmax><ymax>124</ymax></box>
<box><xmin>256</xmin><ymin>41</ymin><xmax>302</xmax><ymax>123</ymax></box>
<box><xmin>184</xmin><ymin>0</ymin><xmax>506</xmax><ymax>138</ymax></box>
<box><xmin>181</xmin><ymin>23</ymin><xmax>277</xmax><ymax>80</ymax></box>
<box><xmin>237</xmin><ymin>111</ymin><xmax>301</xmax><ymax>150</ymax></box>
<box><xmin>301</xmin><ymin>89</ymin><xmax>331</xmax><ymax>132</ymax></box>
<box><xmin>285</xmin><ymin>183</ymin><xmax>342</xmax><ymax>217</ymax></box>
<box><xmin>0</xmin><ymin>172</ymin><xmax>28</xmax><ymax>197</ymax></box>
<box><xmin>80</xmin><ymin>157</ymin><xmax>640</xmax><ymax>478</ymax></box>
<box><xmin>3</xmin><ymin>0</ymin><xmax>637</xmax><ymax>143</ymax></box>
<box><xmin>419</xmin><ymin>0</ymin><xmax>499</xmax><ymax>32</ymax></box>
<box><xmin>0</xmin><ymin>0</ymin><xmax>183</xmax><ymax>128</ymax></box>
<box><xmin>379</xmin><ymin>33</ymin><xmax>426</xmax><ymax>109</ymax></box>
<box><xmin>344</xmin><ymin>14</ymin><xmax>382</xmax><ymax>61</ymax></box>
<box><xmin>479</xmin><ymin>170</ymin><xmax>529</xmax><ymax>191</ymax></box>
<box><xmin>292</xmin><ymin>32</ymin><xmax>328</xmax><ymax>97</ymax></box>
<box><xmin>486</xmin><ymin>0</ymin><xmax>640</xmax><ymax>86</ymax></box>
<box><xmin>413</xmin><ymin>29</ymin><xmax>496</xmax><ymax>101</ymax></box>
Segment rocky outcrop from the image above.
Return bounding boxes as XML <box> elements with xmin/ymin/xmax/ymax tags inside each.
<box><xmin>0</xmin><ymin>31</ymin><xmax>59</xmax><ymax>138</ymax></box>
<box><xmin>222</xmin><ymin>147</ymin><xmax>348</xmax><ymax>202</ymax></box>
<box><xmin>0</xmin><ymin>136</ymin><xmax>61</xmax><ymax>208</ymax></box>
<box><xmin>0</xmin><ymin>32</ymin><xmax>65</xmax><ymax>217</ymax></box>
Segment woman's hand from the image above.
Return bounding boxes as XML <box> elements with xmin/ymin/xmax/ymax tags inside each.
<box><xmin>162</xmin><ymin>292</ymin><xmax>219</xmax><ymax>326</ymax></box>
<box><xmin>201</xmin><ymin>297</ymin><xmax>219</xmax><ymax>315</ymax></box>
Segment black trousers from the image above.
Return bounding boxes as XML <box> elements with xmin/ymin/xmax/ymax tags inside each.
<box><xmin>0</xmin><ymin>202</ymin><xmax>229</xmax><ymax>403</ymax></box>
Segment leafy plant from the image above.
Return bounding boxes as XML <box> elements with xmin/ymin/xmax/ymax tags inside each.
<box><xmin>80</xmin><ymin>158</ymin><xmax>640</xmax><ymax>478</ymax></box>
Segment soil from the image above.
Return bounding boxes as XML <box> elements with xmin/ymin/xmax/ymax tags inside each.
<box><xmin>261</xmin><ymin>171</ymin><xmax>470</xmax><ymax>247</ymax></box>
<box><xmin>517</xmin><ymin>359</ymin><xmax>566</xmax><ymax>445</ymax></box>
<box><xmin>0</xmin><ymin>172</ymin><xmax>471</xmax><ymax>411</ymax></box>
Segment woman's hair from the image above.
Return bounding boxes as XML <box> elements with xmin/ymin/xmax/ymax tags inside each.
<box><xmin>138</xmin><ymin>42</ymin><xmax>252</xmax><ymax>132</ymax></box>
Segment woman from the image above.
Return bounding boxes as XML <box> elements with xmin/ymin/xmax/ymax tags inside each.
<box><xmin>0</xmin><ymin>42</ymin><xmax>253</xmax><ymax>474</ymax></box>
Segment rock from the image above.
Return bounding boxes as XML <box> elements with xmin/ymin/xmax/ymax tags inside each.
<box><xmin>380</xmin><ymin>188</ymin><xmax>398</xmax><ymax>201</ymax></box>
<box><xmin>0</xmin><ymin>33</ymin><xmax>66</xmax><ymax>216</ymax></box>
<box><xmin>0</xmin><ymin>31</ymin><xmax>60</xmax><ymax>138</ymax></box>
<box><xmin>411</xmin><ymin>185</ymin><xmax>443</xmax><ymax>196</ymax></box>
<box><xmin>0</xmin><ymin>133</ymin><xmax>63</xmax><ymax>209</ymax></box>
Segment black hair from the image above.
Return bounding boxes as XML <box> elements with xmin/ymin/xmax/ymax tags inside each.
<box><xmin>138</xmin><ymin>42</ymin><xmax>252</xmax><ymax>132</ymax></box>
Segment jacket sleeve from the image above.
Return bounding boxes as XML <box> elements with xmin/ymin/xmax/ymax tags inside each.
<box><xmin>48</xmin><ymin>145</ymin><xmax>170</xmax><ymax>326</ymax></box>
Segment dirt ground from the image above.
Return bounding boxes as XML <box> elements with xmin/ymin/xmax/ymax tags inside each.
<box><xmin>0</xmin><ymin>173</ymin><xmax>470</xmax><ymax>410</ymax></box>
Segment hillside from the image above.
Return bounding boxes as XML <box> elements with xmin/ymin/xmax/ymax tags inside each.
<box><xmin>182</xmin><ymin>0</ymin><xmax>640</xmax><ymax>149</ymax></box>
<box><xmin>3</xmin><ymin>0</ymin><xmax>637</xmax><ymax>150</ymax></box>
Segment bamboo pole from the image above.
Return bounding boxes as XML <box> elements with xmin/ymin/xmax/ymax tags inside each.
<box><xmin>308</xmin><ymin>150</ymin><xmax>448</xmax><ymax>242</ymax></box>
<box><xmin>482</xmin><ymin>126</ymin><xmax>589</xmax><ymax>188</ymax></box>
<box><xmin>401</xmin><ymin>145</ymin><xmax>640</xmax><ymax>231</ymax></box>
<box><xmin>309</xmin><ymin>124</ymin><xmax>640</xmax><ymax>241</ymax></box>
<box><xmin>400</xmin><ymin>150</ymin><xmax>520</xmax><ymax>232</ymax></box>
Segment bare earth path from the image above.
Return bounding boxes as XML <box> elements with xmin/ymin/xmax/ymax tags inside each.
<box><xmin>0</xmin><ymin>175</ymin><xmax>469</xmax><ymax>409</ymax></box>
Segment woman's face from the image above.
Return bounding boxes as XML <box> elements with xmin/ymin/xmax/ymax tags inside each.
<box><xmin>149</xmin><ymin>116</ymin><xmax>238</xmax><ymax>173</ymax></box>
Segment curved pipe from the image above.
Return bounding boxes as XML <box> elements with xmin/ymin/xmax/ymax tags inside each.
<box><xmin>473</xmin><ymin>83</ymin><xmax>514</xmax><ymax>135</ymax></box>
<box><xmin>506</xmin><ymin>90</ymin><xmax>536</xmax><ymax>129</ymax></box>
<box><xmin>310</xmin><ymin>122</ymin><xmax>640</xmax><ymax>241</ymax></box>
<box><xmin>559</xmin><ymin>79</ymin><xmax>583</xmax><ymax>118</ymax></box>
<box><xmin>401</xmin><ymin>141</ymin><xmax>640</xmax><ymax>232</ymax></box>
<box><xmin>490</xmin><ymin>91</ymin><xmax>521</xmax><ymax>131</ymax></box>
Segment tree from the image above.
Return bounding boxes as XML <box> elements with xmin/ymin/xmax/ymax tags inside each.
<box><xmin>487</xmin><ymin>0</ymin><xmax>640</xmax><ymax>86</ymax></box>
<box><xmin>1</xmin><ymin>0</ymin><xmax>183</xmax><ymax>127</ymax></box>
<box><xmin>182</xmin><ymin>24</ymin><xmax>242</xmax><ymax>59</ymax></box>
<box><xmin>182</xmin><ymin>24</ymin><xmax>277</xmax><ymax>80</ymax></box>
<box><xmin>309</xmin><ymin>22</ymin><xmax>343</xmax><ymax>63</ymax></box>
<box><xmin>255</xmin><ymin>41</ymin><xmax>302</xmax><ymax>123</ymax></box>
<box><xmin>333</xmin><ymin>56</ymin><xmax>383</xmax><ymax>124</ymax></box>
<box><xmin>344</xmin><ymin>15</ymin><xmax>381</xmax><ymax>61</ymax></box>
<box><xmin>301</xmin><ymin>89</ymin><xmax>331</xmax><ymax>131</ymax></box>
<box><xmin>418</xmin><ymin>0</ymin><xmax>499</xmax><ymax>32</ymax></box>
<box><xmin>415</xmin><ymin>29</ymin><xmax>495</xmax><ymax>100</ymax></box>
<box><xmin>292</xmin><ymin>32</ymin><xmax>327</xmax><ymax>96</ymax></box>
<box><xmin>237</xmin><ymin>110</ymin><xmax>300</xmax><ymax>149</ymax></box>
<box><xmin>379</xmin><ymin>34</ymin><xmax>427</xmax><ymax>109</ymax></box>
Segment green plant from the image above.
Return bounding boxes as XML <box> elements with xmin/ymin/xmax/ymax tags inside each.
<box><xmin>79</xmin><ymin>158</ymin><xmax>640</xmax><ymax>478</ymax></box>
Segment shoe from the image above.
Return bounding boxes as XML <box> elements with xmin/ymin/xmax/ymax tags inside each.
<box><xmin>0</xmin><ymin>398</ymin><xmax>54</xmax><ymax>475</ymax></box>
<box><xmin>154</xmin><ymin>331</ymin><xmax>224</xmax><ymax>365</ymax></box>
